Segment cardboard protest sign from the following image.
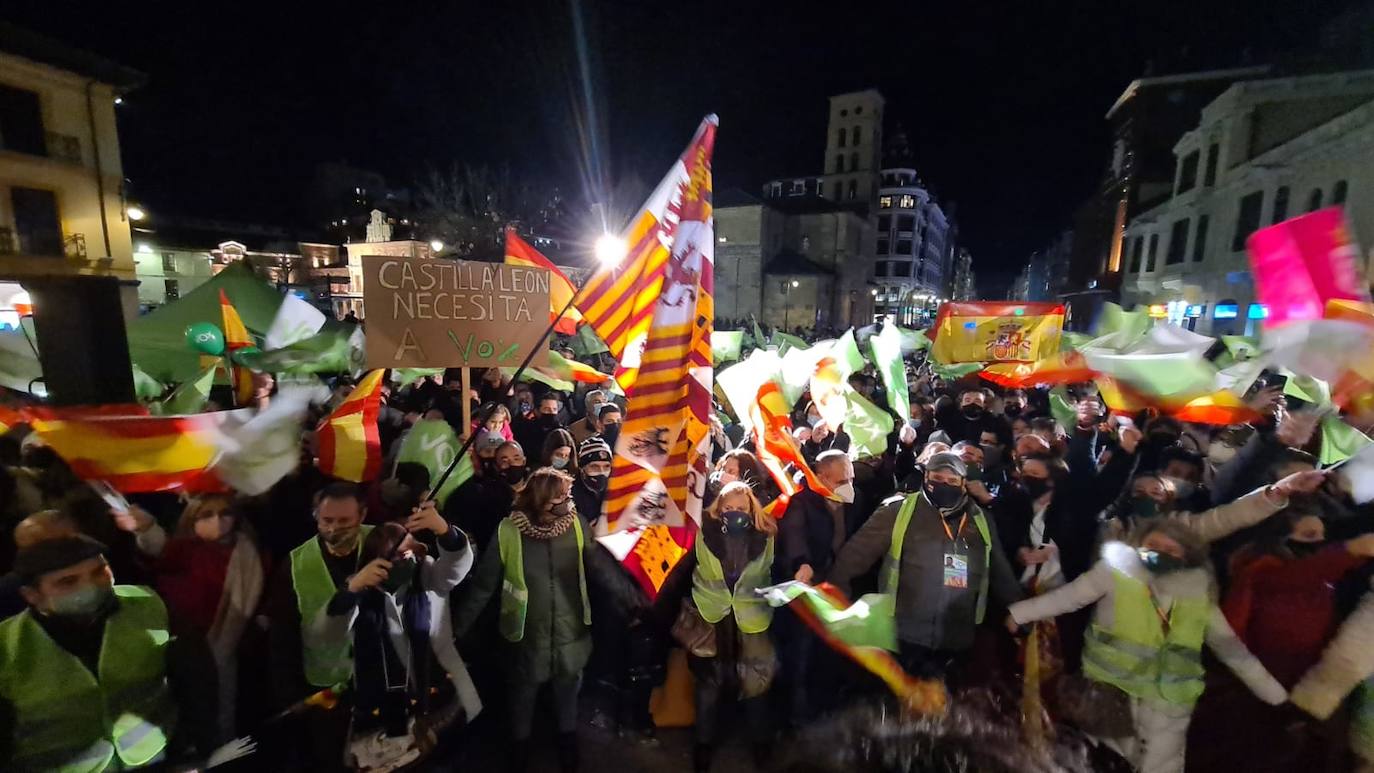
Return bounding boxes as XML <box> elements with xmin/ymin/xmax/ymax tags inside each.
<box><xmin>363</xmin><ymin>256</ymin><xmax>551</xmax><ymax>369</ymax></box>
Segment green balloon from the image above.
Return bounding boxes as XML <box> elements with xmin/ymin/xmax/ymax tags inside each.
<box><xmin>186</xmin><ymin>322</ymin><xmax>225</xmax><ymax>356</ymax></box>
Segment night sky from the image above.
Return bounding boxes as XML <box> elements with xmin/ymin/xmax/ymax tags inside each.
<box><xmin>2</xmin><ymin>0</ymin><xmax>1354</xmax><ymax>293</ymax></box>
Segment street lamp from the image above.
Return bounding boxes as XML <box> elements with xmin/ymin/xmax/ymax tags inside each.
<box><xmin>595</xmin><ymin>233</ymin><xmax>628</xmax><ymax>267</ymax></box>
<box><xmin>781</xmin><ymin>279</ymin><xmax>799</xmax><ymax>330</ymax></box>
<box><xmin>429</xmin><ymin>239</ymin><xmax>444</xmax><ymax>253</ymax></box>
<box><xmin>126</xmin><ymin>205</ymin><xmax>145</xmax><ymax>222</ymax></box>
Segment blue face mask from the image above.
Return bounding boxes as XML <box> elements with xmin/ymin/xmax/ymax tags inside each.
<box><xmin>551</xmin><ymin>457</ymin><xmax>569</xmax><ymax>470</ymax></box>
<box><xmin>46</xmin><ymin>583</ymin><xmax>116</xmax><ymax>621</ymax></box>
<box><xmin>1137</xmin><ymin>548</ymin><xmax>1187</xmax><ymax>575</ymax></box>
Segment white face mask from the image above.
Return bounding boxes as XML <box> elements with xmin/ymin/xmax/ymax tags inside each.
<box><xmin>1208</xmin><ymin>441</ymin><xmax>1236</xmax><ymax>464</ymax></box>
<box><xmin>832</xmin><ymin>482</ymin><xmax>856</xmax><ymax>504</ymax></box>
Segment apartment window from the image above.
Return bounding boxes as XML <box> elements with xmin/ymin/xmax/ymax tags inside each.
<box><xmin>849</xmin><ymin>152</ymin><xmax>859</xmax><ymax>172</ymax></box>
<box><xmin>847</xmin><ymin>180</ymin><xmax>857</xmax><ymax>200</ymax></box>
<box><xmin>1176</xmin><ymin>151</ymin><xmax>1200</xmax><ymax>194</ymax></box>
<box><xmin>164</xmin><ymin>279</ymin><xmax>180</xmax><ymax>300</ymax></box>
<box><xmin>11</xmin><ymin>187</ymin><xmax>62</xmax><ymax>256</ymax></box>
<box><xmin>1334</xmin><ymin>180</ymin><xmax>1349</xmax><ymax>205</ymax></box>
<box><xmin>770</xmin><ymin>182</ymin><xmax>782</xmax><ymax>198</ymax></box>
<box><xmin>1129</xmin><ymin>237</ymin><xmax>1144</xmax><ymax>273</ymax></box>
<box><xmin>896</xmin><ymin>239</ymin><xmax>913</xmax><ymax>255</ymax></box>
<box><xmin>837</xmin><ymin>128</ymin><xmax>846</xmax><ymax>148</ymax></box>
<box><xmin>855</xmin><ymin>106</ymin><xmax>863</xmax><ymax>114</ymax></box>
<box><xmin>1193</xmin><ymin>215</ymin><xmax>1209</xmax><ymax>262</ymax></box>
<box><xmin>898</xmin><ymin>194</ymin><xmax>916</xmax><ymax>208</ymax></box>
<box><xmin>852</xmin><ymin>126</ymin><xmax>861</xmax><ymax>143</ymax></box>
<box><xmin>840</xmin><ymin>109</ymin><xmax>848</xmax><ymax>117</ymax></box>
<box><xmin>1307</xmin><ymin>187</ymin><xmax>1323</xmax><ymax>212</ymax></box>
<box><xmin>875</xmin><ymin>262</ymin><xmax>889</xmax><ymax>277</ymax></box>
<box><xmin>896</xmin><ymin>214</ymin><xmax>915</xmax><ymax>232</ymax></box>
<box><xmin>878</xmin><ymin>195</ymin><xmax>893</xmax><ymax>209</ymax></box>
<box><xmin>0</xmin><ymin>84</ymin><xmax>45</xmax><ymax>156</ymax></box>
<box><xmin>161</xmin><ymin>253</ymin><xmax>176</xmax><ymax>272</ymax></box>
<box><xmin>1145</xmin><ymin>233</ymin><xmax>1159</xmax><ymax>272</ymax></box>
<box><xmin>1203</xmin><ymin>143</ymin><xmax>1219</xmax><ymax>186</ymax></box>
<box><xmin>833</xmin><ymin>182</ymin><xmax>843</xmax><ymax>200</ymax></box>
<box><xmin>877</xmin><ymin>238</ymin><xmax>890</xmax><ymax>255</ymax></box>
<box><xmin>877</xmin><ymin>215</ymin><xmax>891</xmax><ymax>233</ymax></box>
<box><xmin>835</xmin><ymin>155</ymin><xmax>844</xmax><ymax>173</ymax></box>
<box><xmin>1272</xmin><ymin>186</ymin><xmax>1290</xmax><ymax>224</ymax></box>
<box><xmin>1166</xmin><ymin>218</ymin><xmax>1190</xmax><ymax>264</ymax></box>
<box><xmin>902</xmin><ymin>261</ymin><xmax>916</xmax><ymax>278</ymax></box>
<box><xmin>1232</xmin><ymin>191</ymin><xmax>1264</xmax><ymax>251</ymax></box>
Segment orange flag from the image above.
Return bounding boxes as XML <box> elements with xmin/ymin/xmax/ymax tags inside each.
<box><xmin>505</xmin><ymin>229</ymin><xmax>582</xmax><ymax>335</ymax></box>
<box><xmin>750</xmin><ymin>381</ymin><xmax>832</xmax><ymax>516</ymax></box>
<box><xmin>219</xmin><ymin>289</ymin><xmax>256</xmax><ymax>405</ymax></box>
<box><xmin>316</xmin><ymin>370</ymin><xmax>386</xmax><ymax>483</ymax></box>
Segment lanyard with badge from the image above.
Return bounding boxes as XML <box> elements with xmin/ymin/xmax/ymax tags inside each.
<box><xmin>942</xmin><ymin>513</ymin><xmax>970</xmax><ymax>589</ymax></box>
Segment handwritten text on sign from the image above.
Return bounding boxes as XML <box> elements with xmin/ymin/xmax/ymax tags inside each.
<box><xmin>363</xmin><ymin>255</ymin><xmax>552</xmax><ymax>369</ymax></box>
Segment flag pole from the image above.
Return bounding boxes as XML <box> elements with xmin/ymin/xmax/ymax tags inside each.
<box><xmin>423</xmin><ymin>284</ymin><xmax>590</xmax><ymax>499</ymax></box>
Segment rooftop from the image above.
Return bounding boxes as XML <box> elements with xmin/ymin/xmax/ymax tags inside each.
<box><xmin>0</xmin><ymin>21</ymin><xmax>146</xmax><ymax>90</ymax></box>
<box><xmin>1105</xmin><ymin>65</ymin><xmax>1272</xmax><ymax>120</ymax></box>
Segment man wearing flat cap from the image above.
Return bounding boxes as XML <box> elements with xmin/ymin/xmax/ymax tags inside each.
<box><xmin>0</xmin><ymin>535</ymin><xmax>214</xmax><ymax>771</ymax></box>
<box><xmin>828</xmin><ymin>452</ymin><xmax>1022</xmax><ymax>684</ymax></box>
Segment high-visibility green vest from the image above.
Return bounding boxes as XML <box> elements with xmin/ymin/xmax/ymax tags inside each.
<box><xmin>881</xmin><ymin>493</ymin><xmax>994</xmax><ymax>623</ymax></box>
<box><xmin>0</xmin><ymin>585</ymin><xmax>176</xmax><ymax>773</ymax></box>
<box><xmin>289</xmin><ymin>526</ymin><xmax>373</xmax><ymax>688</ymax></box>
<box><xmin>691</xmin><ymin>534</ymin><xmax>775</xmax><ymax>634</ymax></box>
<box><xmin>496</xmin><ymin>516</ymin><xmax>592</xmax><ymax>643</ymax></box>
<box><xmin>1081</xmin><ymin>568</ymin><xmax>1209</xmax><ymax>707</ymax></box>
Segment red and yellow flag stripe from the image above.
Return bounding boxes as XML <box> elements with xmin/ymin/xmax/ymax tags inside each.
<box><xmin>316</xmin><ymin>369</ymin><xmax>385</xmax><ymax>483</ymax></box>
<box><xmin>505</xmin><ymin>229</ymin><xmax>582</xmax><ymax>335</ymax></box>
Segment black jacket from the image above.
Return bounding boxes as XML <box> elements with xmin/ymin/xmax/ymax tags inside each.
<box><xmin>778</xmin><ymin>486</ymin><xmax>863</xmax><ymax>581</ymax></box>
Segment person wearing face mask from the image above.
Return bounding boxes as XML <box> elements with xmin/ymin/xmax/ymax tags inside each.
<box><xmin>1158</xmin><ymin>447</ymin><xmax>1209</xmax><ymax>513</ymax></box>
<box><xmin>453</xmin><ymin>468</ymin><xmax>608</xmax><ymax>773</ymax></box>
<box><xmin>706</xmin><ymin>449</ymin><xmax>777</xmax><ymax>509</ymax></box>
<box><xmin>657</xmin><ymin>482</ymin><xmax>779</xmax><ymax>772</ymax></box>
<box><xmin>591</xmin><ymin>402</ymin><xmax>623</xmax><ymax>445</ymax></box>
<box><xmin>1181</xmin><ymin>515</ymin><xmax>1374</xmax><ymax>773</ymax></box>
<box><xmin>829</xmin><ymin>452</ymin><xmax>1020</xmax><ymax>684</ymax></box>
<box><xmin>1</xmin><ymin>535</ymin><xmax>218</xmax><ymax>771</ymax></box>
<box><xmin>541</xmin><ymin>429</ymin><xmax>578</xmax><ymax>474</ymax></box>
<box><xmin>324</xmin><ymin>505</ymin><xmax>476</xmax><ymax>772</ymax></box>
<box><xmin>571</xmin><ymin>437</ymin><xmax>613</xmax><ymax>526</ymax></box>
<box><xmin>568</xmin><ymin>390</ymin><xmax>608</xmax><ymax>445</ymax></box>
<box><xmin>933</xmin><ymin>388</ymin><xmax>1012</xmax><ymax>446</ymax></box>
<box><xmin>1002</xmin><ymin>389</ymin><xmax>1028</xmax><ymax>421</ymax></box>
<box><xmin>1007</xmin><ymin>520</ymin><xmax>1287</xmax><ymax>773</ymax></box>
<box><xmin>777</xmin><ymin>450</ymin><xmax>861</xmax><ymax>724</ymax></box>
<box><xmin>799</xmin><ymin>403</ymin><xmax>850</xmax><ymax>466</ymax></box>
<box><xmin>141</xmin><ymin>494</ymin><xmax>265</xmax><ymax>743</ymax></box>
<box><xmin>515</xmin><ymin>392</ymin><xmax>566</xmax><ymax>457</ymax></box>
<box><xmin>267</xmin><ymin>482</ymin><xmax>374</xmax><ymax>769</ymax></box>
<box><xmin>445</xmin><ymin>440</ymin><xmax>527</xmax><ymax>550</ymax></box>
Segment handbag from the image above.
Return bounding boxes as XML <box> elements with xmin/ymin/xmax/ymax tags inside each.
<box><xmin>671</xmin><ymin>599</ymin><xmax>717</xmax><ymax>658</ymax></box>
<box><xmin>1055</xmin><ymin>673</ymin><xmax>1134</xmax><ymax>738</ymax></box>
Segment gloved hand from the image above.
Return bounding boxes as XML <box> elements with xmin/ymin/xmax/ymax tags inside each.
<box><xmin>206</xmin><ymin>736</ymin><xmax>258</xmax><ymax>768</ymax></box>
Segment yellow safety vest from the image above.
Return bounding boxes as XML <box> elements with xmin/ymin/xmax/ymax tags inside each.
<box><xmin>0</xmin><ymin>585</ymin><xmax>176</xmax><ymax>772</ymax></box>
<box><xmin>496</xmin><ymin>516</ymin><xmax>591</xmax><ymax>642</ymax></box>
<box><xmin>289</xmin><ymin>526</ymin><xmax>373</xmax><ymax>688</ymax></box>
<box><xmin>691</xmin><ymin>534</ymin><xmax>775</xmax><ymax>634</ymax></box>
<box><xmin>881</xmin><ymin>493</ymin><xmax>994</xmax><ymax>623</ymax></box>
<box><xmin>1081</xmin><ymin>568</ymin><xmax>1209</xmax><ymax>706</ymax></box>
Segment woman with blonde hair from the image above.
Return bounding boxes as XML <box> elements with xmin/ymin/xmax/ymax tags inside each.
<box><xmin>659</xmin><ymin>481</ymin><xmax>779</xmax><ymax>772</ymax></box>
<box><xmin>453</xmin><ymin>466</ymin><xmax>594</xmax><ymax>772</ymax></box>
<box><xmin>149</xmin><ymin>493</ymin><xmax>266</xmax><ymax>741</ymax></box>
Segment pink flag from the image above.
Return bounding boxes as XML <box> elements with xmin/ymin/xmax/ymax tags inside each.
<box><xmin>1248</xmin><ymin>207</ymin><xmax>1368</xmax><ymax>326</ymax></box>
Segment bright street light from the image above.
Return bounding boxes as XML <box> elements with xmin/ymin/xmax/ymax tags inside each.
<box><xmin>429</xmin><ymin>239</ymin><xmax>444</xmax><ymax>253</ymax></box>
<box><xmin>137</xmin><ymin>243</ymin><xmax>153</xmax><ymax>254</ymax></box>
<box><xmin>595</xmin><ymin>233</ymin><xmax>628</xmax><ymax>267</ymax></box>
<box><xmin>126</xmin><ymin>205</ymin><xmax>145</xmax><ymax>222</ymax></box>
<box><xmin>790</xmin><ymin>280</ymin><xmax>799</xmax><ymax>288</ymax></box>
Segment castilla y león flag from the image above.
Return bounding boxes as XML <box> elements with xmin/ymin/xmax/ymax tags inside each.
<box><xmin>928</xmin><ymin>301</ymin><xmax>1065</xmax><ymax>365</ymax></box>
<box><xmin>583</xmin><ymin>116</ymin><xmax>717</xmax><ymax>597</ymax></box>
<box><xmin>505</xmin><ymin>229</ymin><xmax>582</xmax><ymax>335</ymax></box>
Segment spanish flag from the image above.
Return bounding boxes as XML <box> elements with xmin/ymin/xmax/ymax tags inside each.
<box><xmin>24</xmin><ymin>409</ymin><xmax>233</xmax><ymax>492</ymax></box>
<box><xmin>928</xmin><ymin>301</ymin><xmax>1065</xmax><ymax>365</ymax></box>
<box><xmin>505</xmin><ymin>229</ymin><xmax>581</xmax><ymax>335</ymax></box>
<box><xmin>316</xmin><ymin>369</ymin><xmax>385</xmax><ymax>483</ymax></box>
<box><xmin>220</xmin><ymin>290</ymin><xmax>256</xmax><ymax>405</ymax></box>
<box><xmin>981</xmin><ymin>351</ymin><xmax>1095</xmax><ymax>388</ymax></box>
<box><xmin>749</xmin><ymin>381</ymin><xmax>832</xmax><ymax>516</ymax></box>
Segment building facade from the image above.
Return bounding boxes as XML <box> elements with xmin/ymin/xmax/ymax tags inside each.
<box><xmin>1011</xmin><ymin>230</ymin><xmax>1073</xmax><ymax>302</ymax></box>
<box><xmin>872</xmin><ymin>168</ymin><xmax>951</xmax><ymax>324</ymax></box>
<box><xmin>820</xmin><ymin>90</ymin><xmax>884</xmax><ymax>205</ymax></box>
<box><xmin>757</xmin><ymin>196</ymin><xmax>874</xmax><ymax>332</ymax></box>
<box><xmin>1121</xmin><ymin>70</ymin><xmax>1374</xmax><ymax>335</ymax></box>
<box><xmin>713</xmin><ymin>189</ymin><xmax>765</xmax><ymax>323</ymax></box>
<box><xmin>951</xmin><ymin>248</ymin><xmax>976</xmax><ymax>301</ymax></box>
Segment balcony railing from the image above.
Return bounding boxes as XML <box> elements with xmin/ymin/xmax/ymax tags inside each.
<box><xmin>45</xmin><ymin>132</ymin><xmax>82</xmax><ymax>164</ymax></box>
<box><xmin>64</xmin><ymin>233</ymin><xmax>86</xmax><ymax>259</ymax></box>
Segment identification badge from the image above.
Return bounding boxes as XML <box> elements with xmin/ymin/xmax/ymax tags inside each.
<box><xmin>943</xmin><ymin>553</ymin><xmax>969</xmax><ymax>588</ymax></box>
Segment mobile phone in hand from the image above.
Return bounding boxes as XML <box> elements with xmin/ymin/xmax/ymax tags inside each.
<box><xmin>88</xmin><ymin>480</ymin><xmax>129</xmax><ymax>514</ymax></box>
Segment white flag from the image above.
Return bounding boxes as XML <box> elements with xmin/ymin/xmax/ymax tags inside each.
<box><xmin>264</xmin><ymin>294</ymin><xmax>327</xmax><ymax>350</ymax></box>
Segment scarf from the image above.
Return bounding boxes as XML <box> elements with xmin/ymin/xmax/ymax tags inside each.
<box><xmin>510</xmin><ymin>509</ymin><xmax>574</xmax><ymax>540</ymax></box>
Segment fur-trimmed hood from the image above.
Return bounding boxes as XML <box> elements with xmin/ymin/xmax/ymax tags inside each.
<box><xmin>1100</xmin><ymin>540</ymin><xmax>1214</xmax><ymax>602</ymax></box>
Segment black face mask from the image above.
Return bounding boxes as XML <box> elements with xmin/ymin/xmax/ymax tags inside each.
<box><xmin>1022</xmin><ymin>477</ymin><xmax>1053</xmax><ymax>499</ymax></box>
<box><xmin>1004</xmin><ymin>404</ymin><xmax>1023</xmax><ymax>418</ymax></box>
<box><xmin>601</xmin><ymin>423</ymin><xmax>621</xmax><ymax>450</ymax></box>
<box><xmin>583</xmin><ymin>473</ymin><xmax>609</xmax><ymax>493</ymax></box>
<box><xmin>501</xmin><ymin>465</ymin><xmax>527</xmax><ymax>486</ymax></box>
<box><xmin>961</xmin><ymin>404</ymin><xmax>985</xmax><ymax>419</ymax></box>
<box><xmin>721</xmin><ymin>509</ymin><xmax>752</xmax><ymax>535</ymax></box>
<box><xmin>538</xmin><ymin>414</ymin><xmax>562</xmax><ymax>430</ymax></box>
<box><xmin>1287</xmin><ymin>539</ymin><xmax>1326</xmax><ymax>558</ymax></box>
<box><xmin>925</xmin><ymin>481</ymin><xmax>965</xmax><ymax>510</ymax></box>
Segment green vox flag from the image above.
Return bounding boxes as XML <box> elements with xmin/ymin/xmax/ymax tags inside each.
<box><xmin>1321</xmin><ymin>415</ymin><xmax>1373</xmax><ymax>467</ymax></box>
<box><xmin>711</xmin><ymin>330</ymin><xmax>744</xmax><ymax>363</ymax></box>
<box><xmin>869</xmin><ymin>323</ymin><xmax>909</xmax><ymax>422</ymax></box>
<box><xmin>394</xmin><ymin>418</ymin><xmax>473</xmax><ymax>507</ymax></box>
<box><xmin>752</xmin><ymin>318</ymin><xmax>767</xmax><ymax>350</ymax></box>
<box><xmin>155</xmin><ymin>363</ymin><xmax>218</xmax><ymax>415</ymax></box>
<box><xmin>833</xmin><ymin>329</ymin><xmax>867</xmax><ymax>379</ymax></box>
<box><xmin>571</xmin><ymin>324</ymin><xmax>610</xmax><ymax>357</ymax></box>
<box><xmin>235</xmin><ymin>328</ymin><xmax>353</xmax><ymax>374</ymax></box>
<box><xmin>844</xmin><ymin>387</ymin><xmax>896</xmax><ymax>458</ymax></box>
<box><xmin>772</xmin><ymin>330</ymin><xmax>808</xmax><ymax>356</ymax></box>
<box><xmin>930</xmin><ymin>361</ymin><xmax>984</xmax><ymax>381</ymax></box>
<box><xmin>1049</xmin><ymin>385</ymin><xmax>1076</xmax><ymax>431</ymax></box>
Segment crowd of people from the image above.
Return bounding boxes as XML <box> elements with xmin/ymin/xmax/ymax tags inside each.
<box><xmin>2</xmin><ymin>331</ymin><xmax>1374</xmax><ymax>773</ymax></box>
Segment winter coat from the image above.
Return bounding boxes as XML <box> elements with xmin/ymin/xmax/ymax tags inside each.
<box><xmin>323</xmin><ymin>530</ymin><xmax>482</xmax><ymax>719</ymax></box>
<box><xmin>828</xmin><ymin>493</ymin><xmax>1022</xmax><ymax>651</ymax></box>
<box><xmin>1290</xmin><ymin>577</ymin><xmax>1374</xmax><ymax>720</ymax></box>
<box><xmin>1101</xmin><ymin>485</ymin><xmax>1287</xmax><ymax>549</ymax></box>
<box><xmin>1009</xmin><ymin>542</ymin><xmax>1287</xmax><ymax>708</ymax></box>
<box><xmin>1224</xmin><ymin>544</ymin><xmax>1368</xmax><ymax>688</ymax></box>
<box><xmin>778</xmin><ymin>486</ymin><xmax>863</xmax><ymax>581</ymax></box>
